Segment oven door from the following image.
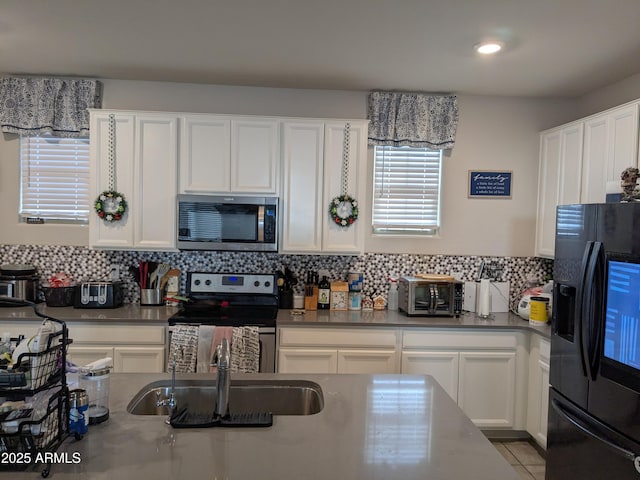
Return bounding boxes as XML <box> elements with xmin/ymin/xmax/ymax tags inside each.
<box><xmin>412</xmin><ymin>283</ymin><xmax>455</xmax><ymax>316</ymax></box>
<box><xmin>167</xmin><ymin>325</ymin><xmax>276</xmax><ymax>373</ymax></box>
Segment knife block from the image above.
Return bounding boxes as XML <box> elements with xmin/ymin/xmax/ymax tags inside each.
<box><xmin>304</xmin><ymin>286</ymin><xmax>318</xmax><ymax>310</ymax></box>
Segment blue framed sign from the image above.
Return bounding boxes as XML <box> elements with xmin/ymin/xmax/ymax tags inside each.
<box><xmin>468</xmin><ymin>171</ymin><xmax>512</xmax><ymax>198</ymax></box>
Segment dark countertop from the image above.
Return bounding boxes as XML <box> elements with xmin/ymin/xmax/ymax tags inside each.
<box><xmin>10</xmin><ymin>372</ymin><xmax>521</xmax><ymax>479</ymax></box>
<box><xmin>0</xmin><ymin>305</ymin><xmax>551</xmax><ymax>338</ymax></box>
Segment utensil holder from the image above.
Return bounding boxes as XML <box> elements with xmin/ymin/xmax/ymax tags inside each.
<box><xmin>140</xmin><ymin>289</ymin><xmax>162</xmax><ymax>306</ymax></box>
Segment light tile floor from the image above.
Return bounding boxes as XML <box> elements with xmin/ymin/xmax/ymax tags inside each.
<box><xmin>491</xmin><ymin>440</ymin><xmax>546</xmax><ymax>480</ymax></box>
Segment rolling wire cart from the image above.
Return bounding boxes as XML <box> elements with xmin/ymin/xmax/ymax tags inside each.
<box><xmin>0</xmin><ymin>299</ymin><xmax>74</xmax><ymax>477</ymax></box>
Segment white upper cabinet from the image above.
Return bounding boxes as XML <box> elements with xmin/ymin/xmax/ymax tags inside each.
<box><xmin>322</xmin><ymin>121</ymin><xmax>367</xmax><ymax>253</ymax></box>
<box><xmin>535</xmin><ymin>122</ymin><xmax>583</xmax><ymax>258</ymax></box>
<box><xmin>179</xmin><ymin>115</ymin><xmax>230</xmax><ymax>193</ymax></box>
<box><xmin>280</xmin><ymin>119</ymin><xmax>368</xmax><ymax>254</ymax></box>
<box><xmin>582</xmin><ymin>103</ymin><xmax>639</xmax><ymax>203</ymax></box>
<box><xmin>90</xmin><ymin>111</ymin><xmax>178</xmax><ymax>251</ymax></box>
<box><xmin>535</xmin><ymin>99</ymin><xmax>640</xmax><ymax>258</ymax></box>
<box><xmin>231</xmin><ymin>118</ymin><xmax>279</xmax><ymax>193</ymax></box>
<box><xmin>179</xmin><ymin>115</ymin><xmax>279</xmax><ymax>194</ymax></box>
<box><xmin>280</xmin><ymin>121</ymin><xmax>325</xmax><ymax>252</ymax></box>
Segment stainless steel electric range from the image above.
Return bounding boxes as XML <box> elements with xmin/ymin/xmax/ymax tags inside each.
<box><xmin>168</xmin><ymin>272</ymin><xmax>278</xmax><ymax>372</ymax></box>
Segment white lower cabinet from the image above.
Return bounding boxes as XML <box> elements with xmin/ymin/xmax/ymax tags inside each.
<box><xmin>457</xmin><ymin>351</ymin><xmax>517</xmax><ymax>428</ymax></box>
<box><xmin>401</xmin><ymin>330</ymin><xmax>528</xmax><ymax>430</ymax></box>
<box><xmin>527</xmin><ymin>335</ymin><xmax>550</xmax><ymax>449</ymax></box>
<box><xmin>401</xmin><ymin>351</ymin><xmax>460</xmax><ymax>401</ymax></box>
<box><xmin>59</xmin><ymin>323</ymin><xmax>166</xmax><ymax>373</ymax></box>
<box><xmin>277</xmin><ymin>348</ymin><xmax>338</xmax><ymax>374</ymax></box>
<box><xmin>67</xmin><ymin>345</ymin><xmax>165</xmax><ymax>373</ymax></box>
<box><xmin>277</xmin><ymin>327</ymin><xmax>399</xmax><ymax>374</ymax></box>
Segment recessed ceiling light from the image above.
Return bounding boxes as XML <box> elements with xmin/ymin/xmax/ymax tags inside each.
<box><xmin>474</xmin><ymin>42</ymin><xmax>503</xmax><ymax>55</ymax></box>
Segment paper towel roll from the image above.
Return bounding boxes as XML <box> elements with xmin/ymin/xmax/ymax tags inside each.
<box><xmin>477</xmin><ymin>279</ymin><xmax>491</xmax><ymax>317</ymax></box>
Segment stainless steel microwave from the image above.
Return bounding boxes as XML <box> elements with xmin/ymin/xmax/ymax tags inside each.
<box><xmin>177</xmin><ymin>194</ymin><xmax>278</xmax><ymax>252</ymax></box>
<box><xmin>398</xmin><ymin>276</ymin><xmax>463</xmax><ymax>317</ymax></box>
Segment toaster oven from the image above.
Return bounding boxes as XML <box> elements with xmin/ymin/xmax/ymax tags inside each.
<box><xmin>398</xmin><ymin>276</ymin><xmax>463</xmax><ymax>317</ymax></box>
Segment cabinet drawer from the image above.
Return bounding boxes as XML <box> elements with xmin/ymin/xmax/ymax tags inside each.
<box><xmin>68</xmin><ymin>324</ymin><xmax>165</xmax><ymax>344</ymax></box>
<box><xmin>279</xmin><ymin>327</ymin><xmax>397</xmax><ymax>348</ymax></box>
<box><xmin>403</xmin><ymin>330</ymin><xmax>522</xmax><ymax>349</ymax></box>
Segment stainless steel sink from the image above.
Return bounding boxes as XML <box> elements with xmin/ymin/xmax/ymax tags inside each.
<box><xmin>127</xmin><ymin>379</ymin><xmax>324</xmax><ymax>416</ymax></box>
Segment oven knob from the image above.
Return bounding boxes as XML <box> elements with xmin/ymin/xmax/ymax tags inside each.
<box><xmin>194</xmin><ymin>279</ymin><xmax>201</xmax><ymax>286</ymax></box>
<box><xmin>265</xmin><ymin>281</ymin><xmax>271</xmax><ymax>288</ymax></box>
<box><xmin>205</xmin><ymin>279</ymin><xmax>212</xmax><ymax>286</ymax></box>
<box><xmin>254</xmin><ymin>280</ymin><xmax>260</xmax><ymax>287</ymax></box>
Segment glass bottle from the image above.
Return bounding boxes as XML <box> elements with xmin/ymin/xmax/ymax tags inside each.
<box><xmin>317</xmin><ymin>276</ymin><xmax>331</xmax><ymax>310</ymax></box>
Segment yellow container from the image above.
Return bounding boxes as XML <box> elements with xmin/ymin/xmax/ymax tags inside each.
<box><xmin>529</xmin><ymin>296</ymin><xmax>549</xmax><ymax>324</ymax></box>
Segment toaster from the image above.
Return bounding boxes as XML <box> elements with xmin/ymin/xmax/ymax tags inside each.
<box><xmin>74</xmin><ymin>281</ymin><xmax>124</xmax><ymax>308</ymax></box>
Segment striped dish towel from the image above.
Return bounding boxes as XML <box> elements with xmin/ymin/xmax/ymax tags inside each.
<box><xmin>168</xmin><ymin>325</ymin><xmax>199</xmax><ymax>373</ymax></box>
<box><xmin>230</xmin><ymin>326</ymin><xmax>260</xmax><ymax>373</ymax></box>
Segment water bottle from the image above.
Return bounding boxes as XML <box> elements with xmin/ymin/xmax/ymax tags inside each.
<box><xmin>387</xmin><ymin>280</ymin><xmax>398</xmax><ymax>311</ymax></box>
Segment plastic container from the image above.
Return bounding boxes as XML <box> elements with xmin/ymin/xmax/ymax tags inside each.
<box><xmin>79</xmin><ymin>368</ymin><xmax>110</xmax><ymax>424</ymax></box>
<box><xmin>529</xmin><ymin>296</ymin><xmax>550</xmax><ymax>324</ymax></box>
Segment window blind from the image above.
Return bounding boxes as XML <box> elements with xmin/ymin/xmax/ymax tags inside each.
<box><xmin>372</xmin><ymin>146</ymin><xmax>442</xmax><ymax>234</ymax></box>
<box><xmin>20</xmin><ymin>136</ymin><xmax>90</xmax><ymax>222</ymax></box>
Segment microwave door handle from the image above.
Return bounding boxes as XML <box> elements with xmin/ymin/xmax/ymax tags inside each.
<box><xmin>257</xmin><ymin>205</ymin><xmax>265</xmax><ymax>242</ymax></box>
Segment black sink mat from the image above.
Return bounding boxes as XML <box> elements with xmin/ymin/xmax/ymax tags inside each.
<box><xmin>169</xmin><ymin>408</ymin><xmax>273</xmax><ymax>428</ymax></box>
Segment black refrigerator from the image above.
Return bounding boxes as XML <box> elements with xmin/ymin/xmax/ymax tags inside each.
<box><xmin>547</xmin><ymin>202</ymin><xmax>640</xmax><ymax>480</ymax></box>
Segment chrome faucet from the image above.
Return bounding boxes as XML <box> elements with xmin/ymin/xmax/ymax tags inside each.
<box><xmin>156</xmin><ymin>356</ymin><xmax>177</xmax><ymax>423</ymax></box>
<box><xmin>211</xmin><ymin>338</ymin><xmax>231</xmax><ymax>418</ymax></box>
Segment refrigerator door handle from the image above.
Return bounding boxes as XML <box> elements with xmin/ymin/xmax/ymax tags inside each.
<box><xmin>577</xmin><ymin>241</ymin><xmax>595</xmax><ymax>377</ymax></box>
<box><xmin>551</xmin><ymin>397</ymin><xmax>639</xmax><ymax>463</ymax></box>
<box><xmin>581</xmin><ymin>241</ymin><xmax>604</xmax><ymax>380</ymax></box>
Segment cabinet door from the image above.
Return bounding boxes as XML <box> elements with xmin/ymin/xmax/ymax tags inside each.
<box><xmin>535</xmin><ymin>123</ymin><xmax>582</xmax><ymax>258</ymax></box>
<box><xmin>277</xmin><ymin>347</ymin><xmax>337</xmax><ymax>373</ymax></box>
<box><xmin>280</xmin><ymin>121</ymin><xmax>324</xmax><ymax>252</ymax></box>
<box><xmin>458</xmin><ymin>351</ymin><xmax>517</xmax><ymax>428</ymax></box>
<box><xmin>558</xmin><ymin>123</ymin><xmax>584</xmax><ymax>205</ymax></box>
<box><xmin>583</xmin><ymin>104</ymin><xmax>640</xmax><ymax>203</ymax></box>
<box><xmin>67</xmin><ymin>346</ymin><xmax>115</xmax><ymax>368</ymax></box>
<box><xmin>582</xmin><ymin>114</ymin><xmax>609</xmax><ymax>203</ymax></box>
<box><xmin>536</xmin><ymin>358</ymin><xmax>550</xmax><ymax>447</ymax></box>
<box><xmin>322</xmin><ymin>121</ymin><xmax>367</xmax><ymax>254</ymax></box>
<box><xmin>90</xmin><ymin>113</ymin><xmax>136</xmax><ymax>248</ymax></box>
<box><xmin>401</xmin><ymin>351</ymin><xmax>459</xmax><ymax>401</ymax></box>
<box><xmin>535</xmin><ymin>129</ymin><xmax>562</xmax><ymax>258</ymax></box>
<box><xmin>133</xmin><ymin>115</ymin><xmax>178</xmax><ymax>250</ymax></box>
<box><xmin>114</xmin><ymin>346</ymin><xmax>166</xmax><ymax>373</ymax></box>
<box><xmin>179</xmin><ymin>115</ymin><xmax>231</xmax><ymax>193</ymax></box>
<box><xmin>337</xmin><ymin>349</ymin><xmax>397</xmax><ymax>374</ymax></box>
<box><xmin>607</xmin><ymin>104</ymin><xmax>639</xmax><ymax>183</ymax></box>
<box><xmin>231</xmin><ymin>118</ymin><xmax>279</xmax><ymax>193</ymax></box>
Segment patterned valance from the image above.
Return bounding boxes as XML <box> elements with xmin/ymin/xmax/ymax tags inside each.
<box><xmin>0</xmin><ymin>77</ymin><xmax>102</xmax><ymax>137</ymax></box>
<box><xmin>367</xmin><ymin>91</ymin><xmax>458</xmax><ymax>149</ymax></box>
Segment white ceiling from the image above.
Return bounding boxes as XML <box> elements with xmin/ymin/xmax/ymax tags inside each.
<box><xmin>2</xmin><ymin>0</ymin><xmax>640</xmax><ymax>98</ymax></box>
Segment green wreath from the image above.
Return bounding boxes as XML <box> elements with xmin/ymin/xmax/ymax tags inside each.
<box><xmin>95</xmin><ymin>191</ymin><xmax>127</xmax><ymax>222</ymax></box>
<box><xmin>329</xmin><ymin>195</ymin><xmax>358</xmax><ymax>227</ymax></box>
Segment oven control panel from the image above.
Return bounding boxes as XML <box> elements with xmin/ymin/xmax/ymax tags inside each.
<box><xmin>188</xmin><ymin>272</ymin><xmax>277</xmax><ymax>295</ymax></box>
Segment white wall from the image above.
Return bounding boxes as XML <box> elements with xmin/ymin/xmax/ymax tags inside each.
<box><xmin>578</xmin><ymin>72</ymin><xmax>640</xmax><ymax>118</ymax></box>
<box><xmin>0</xmin><ymin>79</ymin><xmax>578</xmax><ymax>255</ymax></box>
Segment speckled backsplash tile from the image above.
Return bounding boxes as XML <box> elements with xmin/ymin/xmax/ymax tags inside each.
<box><xmin>0</xmin><ymin>245</ymin><xmax>553</xmax><ymax>309</ymax></box>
